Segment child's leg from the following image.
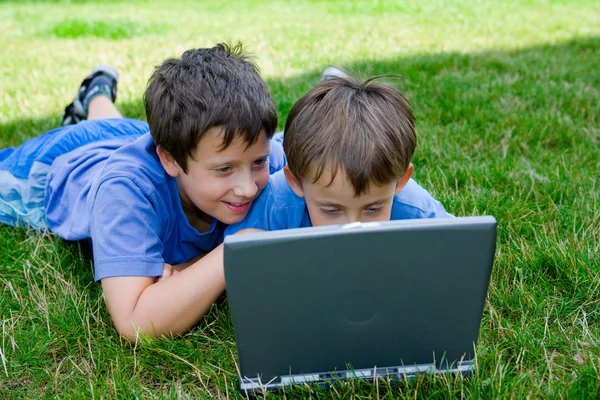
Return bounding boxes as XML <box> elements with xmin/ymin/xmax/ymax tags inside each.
<box><xmin>0</xmin><ymin>148</ymin><xmax>14</xmax><ymax>164</ymax></box>
<box><xmin>88</xmin><ymin>95</ymin><xmax>122</xmax><ymax>120</ymax></box>
<box><xmin>0</xmin><ymin>118</ymin><xmax>147</xmax><ymax>229</ymax></box>
<box><xmin>1</xmin><ymin>66</ymin><xmax>143</xmax><ymax>229</ymax></box>
<box><xmin>62</xmin><ymin>65</ymin><xmax>120</xmax><ymax>126</ymax></box>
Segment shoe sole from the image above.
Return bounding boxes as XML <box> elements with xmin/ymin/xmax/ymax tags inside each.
<box><xmin>321</xmin><ymin>66</ymin><xmax>349</xmax><ymax>81</ymax></box>
<box><xmin>91</xmin><ymin>64</ymin><xmax>120</xmax><ymax>83</ymax></box>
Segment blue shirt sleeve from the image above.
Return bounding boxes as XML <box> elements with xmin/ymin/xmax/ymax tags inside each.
<box><xmin>90</xmin><ymin>176</ymin><xmax>165</xmax><ymax>281</ymax></box>
<box><xmin>391</xmin><ymin>179</ymin><xmax>453</xmax><ymax>219</ymax></box>
<box><xmin>268</xmin><ymin>131</ymin><xmax>286</xmax><ymax>174</ymax></box>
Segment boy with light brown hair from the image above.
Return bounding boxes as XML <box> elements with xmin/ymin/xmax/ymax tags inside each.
<box><xmin>225</xmin><ymin>70</ymin><xmax>451</xmax><ymax>234</ymax></box>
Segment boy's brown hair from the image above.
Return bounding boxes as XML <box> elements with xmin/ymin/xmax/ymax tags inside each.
<box><xmin>283</xmin><ymin>72</ymin><xmax>416</xmax><ymax>196</ymax></box>
<box><xmin>144</xmin><ymin>43</ymin><xmax>277</xmax><ymax>172</ymax></box>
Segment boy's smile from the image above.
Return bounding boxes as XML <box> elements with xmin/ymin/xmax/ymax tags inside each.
<box><xmin>159</xmin><ymin>127</ymin><xmax>271</xmax><ymax>230</ymax></box>
<box><xmin>223</xmin><ymin>200</ymin><xmax>252</xmax><ymax>214</ymax></box>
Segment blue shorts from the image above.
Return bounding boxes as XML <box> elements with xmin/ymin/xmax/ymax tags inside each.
<box><xmin>0</xmin><ymin>118</ymin><xmax>148</xmax><ymax>229</ymax></box>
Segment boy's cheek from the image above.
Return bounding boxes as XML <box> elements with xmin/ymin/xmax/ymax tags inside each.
<box><xmin>256</xmin><ymin>171</ymin><xmax>269</xmax><ymax>192</ymax></box>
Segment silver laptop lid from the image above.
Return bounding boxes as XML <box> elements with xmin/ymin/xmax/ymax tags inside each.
<box><xmin>224</xmin><ymin>216</ymin><xmax>497</xmax><ymax>390</ymax></box>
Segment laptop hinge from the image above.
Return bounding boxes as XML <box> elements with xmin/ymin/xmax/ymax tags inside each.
<box><xmin>240</xmin><ymin>360</ymin><xmax>475</xmax><ymax>392</ymax></box>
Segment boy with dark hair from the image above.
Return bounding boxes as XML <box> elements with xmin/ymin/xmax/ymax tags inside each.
<box><xmin>0</xmin><ymin>44</ymin><xmax>285</xmax><ymax>339</ymax></box>
<box><xmin>225</xmin><ymin>70</ymin><xmax>450</xmax><ymax>235</ymax></box>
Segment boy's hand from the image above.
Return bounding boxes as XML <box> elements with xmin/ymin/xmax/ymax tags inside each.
<box><xmin>158</xmin><ymin>263</ymin><xmax>177</xmax><ymax>282</ymax></box>
<box><xmin>157</xmin><ymin>254</ymin><xmax>206</xmax><ymax>282</ymax></box>
<box><xmin>101</xmin><ymin>244</ymin><xmax>226</xmax><ymax>340</ymax></box>
<box><xmin>236</xmin><ymin>228</ymin><xmax>264</xmax><ymax>235</ymax></box>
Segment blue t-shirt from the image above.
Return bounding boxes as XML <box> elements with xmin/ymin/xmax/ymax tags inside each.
<box><xmin>42</xmin><ymin>119</ymin><xmax>286</xmax><ymax>281</ymax></box>
<box><xmin>225</xmin><ymin>169</ymin><xmax>451</xmax><ymax>235</ymax></box>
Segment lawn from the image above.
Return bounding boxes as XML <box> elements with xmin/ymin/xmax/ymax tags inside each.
<box><xmin>0</xmin><ymin>0</ymin><xmax>599</xmax><ymax>398</ymax></box>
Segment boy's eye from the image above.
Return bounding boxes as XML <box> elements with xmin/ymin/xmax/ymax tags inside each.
<box><xmin>320</xmin><ymin>208</ymin><xmax>340</xmax><ymax>215</ymax></box>
<box><xmin>365</xmin><ymin>207</ymin><xmax>383</xmax><ymax>214</ymax></box>
<box><xmin>215</xmin><ymin>166</ymin><xmax>231</xmax><ymax>173</ymax></box>
<box><xmin>253</xmin><ymin>158</ymin><xmax>268</xmax><ymax>167</ymax></box>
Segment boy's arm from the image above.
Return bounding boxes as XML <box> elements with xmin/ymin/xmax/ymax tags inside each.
<box><xmin>158</xmin><ymin>253</ymin><xmax>204</xmax><ymax>281</ymax></box>
<box><xmin>90</xmin><ymin>177</ymin><xmax>223</xmax><ymax>339</ymax></box>
<box><xmin>101</xmin><ymin>244</ymin><xmax>225</xmax><ymax>340</ymax></box>
<box><xmin>102</xmin><ymin>228</ymin><xmax>264</xmax><ymax>340</ymax></box>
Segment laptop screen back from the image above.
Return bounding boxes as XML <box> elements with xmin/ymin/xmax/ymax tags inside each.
<box><xmin>224</xmin><ymin>216</ymin><xmax>496</xmax><ymax>388</ymax></box>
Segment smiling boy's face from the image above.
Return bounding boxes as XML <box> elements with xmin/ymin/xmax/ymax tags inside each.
<box><xmin>158</xmin><ymin>126</ymin><xmax>271</xmax><ymax>229</ymax></box>
<box><xmin>284</xmin><ymin>163</ymin><xmax>413</xmax><ymax>227</ymax></box>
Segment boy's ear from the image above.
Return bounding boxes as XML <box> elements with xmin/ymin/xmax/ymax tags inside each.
<box><xmin>156</xmin><ymin>146</ymin><xmax>181</xmax><ymax>178</ymax></box>
<box><xmin>394</xmin><ymin>163</ymin><xmax>414</xmax><ymax>195</ymax></box>
<box><xmin>283</xmin><ymin>166</ymin><xmax>305</xmax><ymax>198</ymax></box>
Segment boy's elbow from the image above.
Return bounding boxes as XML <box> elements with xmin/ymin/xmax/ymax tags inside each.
<box><xmin>113</xmin><ymin>321</ymin><xmax>174</xmax><ymax>342</ymax></box>
<box><xmin>116</xmin><ymin>325</ymin><xmax>139</xmax><ymax>342</ymax></box>
<box><xmin>112</xmin><ymin>320</ymin><xmax>144</xmax><ymax>342</ymax></box>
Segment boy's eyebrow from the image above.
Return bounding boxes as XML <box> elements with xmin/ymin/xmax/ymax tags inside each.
<box><xmin>315</xmin><ymin>198</ymin><xmax>390</xmax><ymax>208</ymax></box>
<box><xmin>205</xmin><ymin>152</ymin><xmax>270</xmax><ymax>166</ymax></box>
<box><xmin>314</xmin><ymin>200</ymin><xmax>343</xmax><ymax>208</ymax></box>
<box><xmin>362</xmin><ymin>199</ymin><xmax>389</xmax><ymax>208</ymax></box>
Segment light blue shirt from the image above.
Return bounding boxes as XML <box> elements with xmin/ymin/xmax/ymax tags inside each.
<box><xmin>42</xmin><ymin>120</ymin><xmax>286</xmax><ymax>281</ymax></box>
<box><xmin>225</xmin><ymin>169</ymin><xmax>451</xmax><ymax>235</ymax></box>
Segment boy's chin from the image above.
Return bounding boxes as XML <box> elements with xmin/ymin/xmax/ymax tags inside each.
<box><xmin>217</xmin><ymin>212</ymin><xmax>248</xmax><ymax>226</ymax></box>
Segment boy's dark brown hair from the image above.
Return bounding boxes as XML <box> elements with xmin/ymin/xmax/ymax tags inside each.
<box><xmin>283</xmin><ymin>72</ymin><xmax>416</xmax><ymax>196</ymax></box>
<box><xmin>144</xmin><ymin>43</ymin><xmax>277</xmax><ymax>172</ymax></box>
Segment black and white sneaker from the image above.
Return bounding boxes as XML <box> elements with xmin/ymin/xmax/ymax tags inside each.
<box><xmin>320</xmin><ymin>66</ymin><xmax>350</xmax><ymax>81</ymax></box>
<box><xmin>61</xmin><ymin>64</ymin><xmax>119</xmax><ymax>126</ymax></box>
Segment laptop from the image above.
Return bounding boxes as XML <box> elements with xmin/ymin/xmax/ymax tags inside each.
<box><xmin>224</xmin><ymin>216</ymin><xmax>497</xmax><ymax>393</ymax></box>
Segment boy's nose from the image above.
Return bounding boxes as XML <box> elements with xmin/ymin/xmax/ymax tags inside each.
<box><xmin>345</xmin><ymin>213</ymin><xmax>361</xmax><ymax>224</ymax></box>
<box><xmin>232</xmin><ymin>172</ymin><xmax>258</xmax><ymax>198</ymax></box>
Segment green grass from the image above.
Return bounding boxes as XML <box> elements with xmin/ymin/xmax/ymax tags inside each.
<box><xmin>1</xmin><ymin>0</ymin><xmax>599</xmax><ymax>398</ymax></box>
<box><xmin>45</xmin><ymin>19</ymin><xmax>164</xmax><ymax>40</ymax></box>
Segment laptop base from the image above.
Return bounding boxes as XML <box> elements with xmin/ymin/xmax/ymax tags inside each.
<box><xmin>239</xmin><ymin>360</ymin><xmax>474</xmax><ymax>394</ymax></box>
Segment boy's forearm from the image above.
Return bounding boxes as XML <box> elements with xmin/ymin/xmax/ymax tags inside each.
<box><xmin>102</xmin><ymin>244</ymin><xmax>225</xmax><ymax>340</ymax></box>
<box><xmin>173</xmin><ymin>253</ymin><xmax>206</xmax><ymax>272</ymax></box>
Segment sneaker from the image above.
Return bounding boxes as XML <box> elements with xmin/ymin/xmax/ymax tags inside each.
<box><xmin>61</xmin><ymin>64</ymin><xmax>119</xmax><ymax>126</ymax></box>
<box><xmin>320</xmin><ymin>66</ymin><xmax>349</xmax><ymax>81</ymax></box>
